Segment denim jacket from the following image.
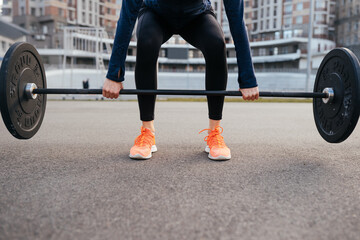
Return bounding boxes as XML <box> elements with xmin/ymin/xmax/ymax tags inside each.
<box><xmin>106</xmin><ymin>0</ymin><xmax>257</xmax><ymax>89</ymax></box>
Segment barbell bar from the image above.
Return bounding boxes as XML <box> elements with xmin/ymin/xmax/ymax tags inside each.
<box><xmin>27</xmin><ymin>85</ymin><xmax>331</xmax><ymax>99</ymax></box>
<box><xmin>1</xmin><ymin>42</ymin><xmax>360</xmax><ymax>143</ymax></box>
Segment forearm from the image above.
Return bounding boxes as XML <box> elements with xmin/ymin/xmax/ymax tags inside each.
<box><xmin>106</xmin><ymin>0</ymin><xmax>142</xmax><ymax>82</ymax></box>
<box><xmin>223</xmin><ymin>0</ymin><xmax>257</xmax><ymax>88</ymax></box>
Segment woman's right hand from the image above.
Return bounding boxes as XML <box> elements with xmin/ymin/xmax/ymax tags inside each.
<box><xmin>102</xmin><ymin>78</ymin><xmax>124</xmax><ymax>99</ymax></box>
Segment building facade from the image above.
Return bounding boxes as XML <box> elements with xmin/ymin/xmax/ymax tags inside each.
<box><xmin>9</xmin><ymin>0</ymin><xmax>121</xmax><ymax>48</ymax></box>
<box><xmin>0</xmin><ymin>0</ymin><xmax>13</xmax><ymax>22</ymax></box>
<box><xmin>244</xmin><ymin>0</ymin><xmax>336</xmax><ymax>42</ymax></box>
<box><xmin>243</xmin><ymin>0</ymin><xmax>336</xmax><ymax>71</ymax></box>
<box><xmin>1</xmin><ymin>0</ymin><xmax>342</xmax><ymax>73</ymax></box>
<box><xmin>0</xmin><ymin>19</ymin><xmax>28</xmax><ymax>62</ymax></box>
<box><xmin>202</xmin><ymin>0</ymin><xmax>337</xmax><ymax>71</ymax></box>
<box><xmin>207</xmin><ymin>0</ymin><xmax>336</xmax><ymax>43</ymax></box>
<box><xmin>335</xmin><ymin>0</ymin><xmax>360</xmax><ymax>50</ymax></box>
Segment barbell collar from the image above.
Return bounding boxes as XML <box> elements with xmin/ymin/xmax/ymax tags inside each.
<box><xmin>322</xmin><ymin>87</ymin><xmax>334</xmax><ymax>104</ymax></box>
<box><xmin>25</xmin><ymin>83</ymin><xmax>38</xmax><ymax>100</ymax></box>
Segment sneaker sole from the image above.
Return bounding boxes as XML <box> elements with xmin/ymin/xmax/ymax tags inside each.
<box><xmin>129</xmin><ymin>145</ymin><xmax>157</xmax><ymax>160</ymax></box>
<box><xmin>205</xmin><ymin>146</ymin><xmax>231</xmax><ymax>161</ymax></box>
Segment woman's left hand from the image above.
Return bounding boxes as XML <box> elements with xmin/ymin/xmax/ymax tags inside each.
<box><xmin>239</xmin><ymin>87</ymin><xmax>259</xmax><ymax>101</ymax></box>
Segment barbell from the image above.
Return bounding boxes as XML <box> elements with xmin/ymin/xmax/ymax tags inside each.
<box><xmin>1</xmin><ymin>42</ymin><xmax>360</xmax><ymax>143</ymax></box>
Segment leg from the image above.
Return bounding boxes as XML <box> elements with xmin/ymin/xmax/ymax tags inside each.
<box><xmin>181</xmin><ymin>13</ymin><xmax>230</xmax><ymax>160</ymax></box>
<box><xmin>130</xmin><ymin>11</ymin><xmax>171</xmax><ymax>159</ymax></box>
<box><xmin>179</xmin><ymin>13</ymin><xmax>228</xmax><ymax>127</ymax></box>
<box><xmin>209</xmin><ymin>119</ymin><xmax>221</xmax><ymax>132</ymax></box>
<box><xmin>135</xmin><ymin>10</ymin><xmax>172</xmax><ymax>129</ymax></box>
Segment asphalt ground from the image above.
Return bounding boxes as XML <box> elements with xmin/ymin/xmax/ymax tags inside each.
<box><xmin>0</xmin><ymin>101</ymin><xmax>360</xmax><ymax>240</ymax></box>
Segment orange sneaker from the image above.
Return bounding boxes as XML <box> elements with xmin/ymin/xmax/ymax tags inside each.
<box><xmin>129</xmin><ymin>127</ymin><xmax>157</xmax><ymax>160</ymax></box>
<box><xmin>199</xmin><ymin>126</ymin><xmax>231</xmax><ymax>160</ymax></box>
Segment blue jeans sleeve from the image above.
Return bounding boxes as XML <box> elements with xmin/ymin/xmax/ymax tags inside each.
<box><xmin>223</xmin><ymin>0</ymin><xmax>258</xmax><ymax>89</ymax></box>
<box><xmin>106</xmin><ymin>0</ymin><xmax>142</xmax><ymax>82</ymax></box>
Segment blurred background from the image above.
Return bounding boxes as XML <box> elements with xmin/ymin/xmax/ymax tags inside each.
<box><xmin>0</xmin><ymin>0</ymin><xmax>359</xmax><ymax>98</ymax></box>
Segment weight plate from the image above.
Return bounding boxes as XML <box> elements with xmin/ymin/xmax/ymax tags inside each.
<box><xmin>313</xmin><ymin>48</ymin><xmax>360</xmax><ymax>143</ymax></box>
<box><xmin>0</xmin><ymin>42</ymin><xmax>47</xmax><ymax>139</ymax></box>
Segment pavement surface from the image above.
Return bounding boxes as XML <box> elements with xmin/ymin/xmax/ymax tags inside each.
<box><xmin>0</xmin><ymin>101</ymin><xmax>359</xmax><ymax>240</ymax></box>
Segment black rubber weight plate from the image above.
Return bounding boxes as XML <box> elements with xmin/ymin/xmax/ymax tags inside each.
<box><xmin>313</xmin><ymin>48</ymin><xmax>360</xmax><ymax>143</ymax></box>
<box><xmin>0</xmin><ymin>42</ymin><xmax>47</xmax><ymax>139</ymax></box>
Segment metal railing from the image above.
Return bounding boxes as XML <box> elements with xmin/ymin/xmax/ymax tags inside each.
<box><xmin>45</xmin><ymin>64</ymin><xmax>318</xmax><ymax>74</ymax></box>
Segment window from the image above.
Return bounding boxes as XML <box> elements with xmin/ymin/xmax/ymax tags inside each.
<box><xmin>253</xmin><ymin>10</ymin><xmax>258</xmax><ymax>19</ymax></box>
<box><xmin>315</xmin><ymin>14</ymin><xmax>326</xmax><ymax>24</ymax></box>
<box><xmin>284</xmin><ymin>5</ymin><xmax>292</xmax><ymax>14</ymax></box>
<box><xmin>284</xmin><ymin>30</ymin><xmax>292</xmax><ymax>39</ymax></box>
<box><xmin>314</xmin><ymin>27</ymin><xmax>326</xmax><ymax>35</ymax></box>
<box><xmin>259</xmin><ymin>48</ymin><xmax>266</xmax><ymax>56</ymax></box>
<box><xmin>253</xmin><ymin>0</ymin><xmax>258</xmax><ymax>7</ymax></box>
<box><xmin>275</xmin><ymin>32</ymin><xmax>280</xmax><ymax>39</ymax></box>
<box><xmin>296</xmin><ymin>3</ymin><xmax>303</xmax><ymax>11</ymax></box>
<box><xmin>59</xmin><ymin>8</ymin><xmax>63</xmax><ymax>17</ymax></box>
<box><xmin>274</xmin><ymin>47</ymin><xmax>278</xmax><ymax>55</ymax></box>
<box><xmin>31</xmin><ymin>7</ymin><xmax>36</xmax><ymax>15</ymax></box>
<box><xmin>21</xmin><ymin>6</ymin><xmax>25</xmax><ymax>15</ymax></box>
<box><xmin>315</xmin><ymin>0</ymin><xmax>326</xmax><ymax>9</ymax></box>
<box><xmin>296</xmin><ymin>16</ymin><xmax>302</xmax><ymax>24</ymax></box>
<box><xmin>31</xmin><ymin>24</ymin><xmax>37</xmax><ymax>32</ymax></box>
<box><xmin>284</xmin><ymin>17</ymin><xmax>292</xmax><ymax>27</ymax></box>
<box><xmin>253</xmin><ymin>22</ymin><xmax>258</xmax><ymax>31</ymax></box>
<box><xmin>294</xmin><ymin>29</ymin><xmax>303</xmax><ymax>37</ymax></box>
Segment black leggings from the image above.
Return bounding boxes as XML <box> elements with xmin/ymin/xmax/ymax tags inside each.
<box><xmin>135</xmin><ymin>9</ymin><xmax>227</xmax><ymax>121</ymax></box>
